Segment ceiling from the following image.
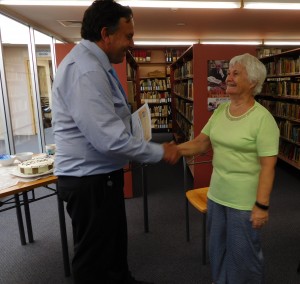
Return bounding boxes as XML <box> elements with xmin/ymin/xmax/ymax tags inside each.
<box><xmin>1</xmin><ymin>3</ymin><xmax>300</xmax><ymax>45</ymax></box>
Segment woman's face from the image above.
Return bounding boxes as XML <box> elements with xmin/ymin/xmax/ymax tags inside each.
<box><xmin>225</xmin><ymin>63</ymin><xmax>253</xmax><ymax>96</ymax></box>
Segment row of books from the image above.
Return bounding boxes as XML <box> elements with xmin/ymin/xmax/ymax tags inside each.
<box><xmin>173</xmin><ymin>80</ymin><xmax>193</xmax><ymax>100</ymax></box>
<box><xmin>278</xmin><ymin>120</ymin><xmax>300</xmax><ymax>144</ymax></box>
<box><xmin>140</xmin><ymin>91</ymin><xmax>171</xmax><ymax>102</ymax></box>
<box><xmin>263</xmin><ymin>77</ymin><xmax>300</xmax><ymax>97</ymax></box>
<box><xmin>265</xmin><ymin>57</ymin><xmax>300</xmax><ymax>76</ymax></box>
<box><xmin>175</xmin><ymin>114</ymin><xmax>194</xmax><ymax>141</ymax></box>
<box><xmin>279</xmin><ymin>140</ymin><xmax>300</xmax><ymax>165</ymax></box>
<box><xmin>173</xmin><ymin>60</ymin><xmax>193</xmax><ymax>79</ymax></box>
<box><xmin>258</xmin><ymin>99</ymin><xmax>300</xmax><ymax>121</ymax></box>
<box><xmin>140</xmin><ymin>78</ymin><xmax>168</xmax><ymax>91</ymax></box>
<box><xmin>149</xmin><ymin>104</ymin><xmax>172</xmax><ymax>117</ymax></box>
<box><xmin>151</xmin><ymin>118</ymin><xmax>172</xmax><ymax>129</ymax></box>
<box><xmin>142</xmin><ymin>98</ymin><xmax>171</xmax><ymax>104</ymax></box>
<box><xmin>257</xmin><ymin>48</ymin><xmax>285</xmax><ymax>58</ymax></box>
<box><xmin>275</xmin><ymin>102</ymin><xmax>300</xmax><ymax>120</ymax></box>
<box><xmin>165</xmin><ymin>49</ymin><xmax>184</xmax><ymax>63</ymax></box>
<box><xmin>131</xmin><ymin>49</ymin><xmax>184</xmax><ymax>63</ymax></box>
<box><xmin>174</xmin><ymin>98</ymin><xmax>193</xmax><ymax>123</ymax></box>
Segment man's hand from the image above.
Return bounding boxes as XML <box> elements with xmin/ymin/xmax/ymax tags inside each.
<box><xmin>162</xmin><ymin>142</ymin><xmax>181</xmax><ymax>165</ymax></box>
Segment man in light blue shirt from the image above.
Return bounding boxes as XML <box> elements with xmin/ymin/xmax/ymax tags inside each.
<box><xmin>52</xmin><ymin>1</ymin><xmax>178</xmax><ymax>283</ymax></box>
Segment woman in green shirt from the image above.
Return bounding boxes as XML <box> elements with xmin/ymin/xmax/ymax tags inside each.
<box><xmin>178</xmin><ymin>53</ymin><xmax>279</xmax><ymax>284</ymax></box>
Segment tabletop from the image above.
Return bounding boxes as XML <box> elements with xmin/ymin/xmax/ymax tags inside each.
<box><xmin>0</xmin><ymin>175</ymin><xmax>58</xmax><ymax>199</ymax></box>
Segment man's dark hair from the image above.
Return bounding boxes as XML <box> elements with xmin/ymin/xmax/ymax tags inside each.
<box><xmin>81</xmin><ymin>0</ymin><xmax>133</xmax><ymax>41</ymax></box>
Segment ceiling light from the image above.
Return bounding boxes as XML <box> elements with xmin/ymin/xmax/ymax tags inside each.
<box><xmin>0</xmin><ymin>1</ymin><xmax>92</xmax><ymax>6</ymax></box>
<box><xmin>264</xmin><ymin>41</ymin><xmax>300</xmax><ymax>46</ymax></box>
<box><xmin>118</xmin><ymin>1</ymin><xmax>240</xmax><ymax>9</ymax></box>
<box><xmin>244</xmin><ymin>1</ymin><xmax>300</xmax><ymax>10</ymax></box>
<box><xmin>200</xmin><ymin>40</ymin><xmax>262</xmax><ymax>45</ymax></box>
<box><xmin>0</xmin><ymin>0</ymin><xmax>240</xmax><ymax>8</ymax></box>
<box><xmin>134</xmin><ymin>40</ymin><xmax>198</xmax><ymax>46</ymax></box>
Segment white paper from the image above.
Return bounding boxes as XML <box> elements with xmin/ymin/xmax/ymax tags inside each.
<box><xmin>131</xmin><ymin>103</ymin><xmax>152</xmax><ymax>142</ymax></box>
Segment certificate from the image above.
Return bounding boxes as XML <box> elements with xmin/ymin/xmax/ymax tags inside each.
<box><xmin>131</xmin><ymin>103</ymin><xmax>152</xmax><ymax>142</ymax></box>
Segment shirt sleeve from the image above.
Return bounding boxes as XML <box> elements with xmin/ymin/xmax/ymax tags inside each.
<box><xmin>256</xmin><ymin>112</ymin><xmax>280</xmax><ymax>157</ymax></box>
<box><xmin>65</xmin><ymin>69</ymin><xmax>163</xmax><ymax>163</ymax></box>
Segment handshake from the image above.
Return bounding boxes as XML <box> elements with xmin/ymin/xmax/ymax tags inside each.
<box><xmin>162</xmin><ymin>141</ymin><xmax>181</xmax><ymax>165</ymax></box>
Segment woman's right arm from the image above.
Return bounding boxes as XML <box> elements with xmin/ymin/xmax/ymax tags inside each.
<box><xmin>177</xmin><ymin>132</ymin><xmax>211</xmax><ymax>157</ymax></box>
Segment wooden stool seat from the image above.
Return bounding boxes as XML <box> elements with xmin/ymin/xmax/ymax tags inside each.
<box><xmin>185</xmin><ymin>187</ymin><xmax>209</xmax><ymax>265</ymax></box>
<box><xmin>186</xmin><ymin>187</ymin><xmax>208</xmax><ymax>213</ymax></box>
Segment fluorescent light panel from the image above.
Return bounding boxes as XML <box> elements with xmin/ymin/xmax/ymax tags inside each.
<box><xmin>0</xmin><ymin>0</ymin><xmax>241</xmax><ymax>8</ymax></box>
<box><xmin>119</xmin><ymin>1</ymin><xmax>240</xmax><ymax>8</ymax></box>
<box><xmin>135</xmin><ymin>41</ymin><xmax>198</xmax><ymax>46</ymax></box>
<box><xmin>244</xmin><ymin>1</ymin><xmax>300</xmax><ymax>10</ymax></box>
<box><xmin>200</xmin><ymin>40</ymin><xmax>262</xmax><ymax>45</ymax></box>
<box><xmin>0</xmin><ymin>0</ymin><xmax>92</xmax><ymax>6</ymax></box>
<box><xmin>264</xmin><ymin>41</ymin><xmax>300</xmax><ymax>46</ymax></box>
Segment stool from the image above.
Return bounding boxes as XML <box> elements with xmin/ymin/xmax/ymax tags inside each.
<box><xmin>185</xmin><ymin>187</ymin><xmax>208</xmax><ymax>265</ymax></box>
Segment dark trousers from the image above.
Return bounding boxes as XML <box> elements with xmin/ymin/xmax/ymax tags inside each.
<box><xmin>58</xmin><ymin>169</ymin><xmax>130</xmax><ymax>284</ymax></box>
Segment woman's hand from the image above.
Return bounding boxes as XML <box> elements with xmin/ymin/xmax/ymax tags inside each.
<box><xmin>250</xmin><ymin>206</ymin><xmax>269</xmax><ymax>229</ymax></box>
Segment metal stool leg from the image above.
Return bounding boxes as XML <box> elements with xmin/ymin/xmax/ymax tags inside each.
<box><xmin>202</xmin><ymin>214</ymin><xmax>207</xmax><ymax>265</ymax></box>
<box><xmin>141</xmin><ymin>164</ymin><xmax>149</xmax><ymax>233</ymax></box>
<box><xmin>186</xmin><ymin>198</ymin><xmax>190</xmax><ymax>242</ymax></box>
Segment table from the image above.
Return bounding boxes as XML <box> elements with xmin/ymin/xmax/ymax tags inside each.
<box><xmin>0</xmin><ymin>163</ymin><xmax>149</xmax><ymax>279</ymax></box>
<box><xmin>0</xmin><ymin>175</ymin><xmax>71</xmax><ymax>277</ymax></box>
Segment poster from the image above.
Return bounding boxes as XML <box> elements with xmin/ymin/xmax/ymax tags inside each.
<box><xmin>207</xmin><ymin>59</ymin><xmax>230</xmax><ymax>111</ymax></box>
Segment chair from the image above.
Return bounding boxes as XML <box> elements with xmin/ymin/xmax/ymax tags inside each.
<box><xmin>183</xmin><ymin>157</ymin><xmax>211</xmax><ymax>266</ymax></box>
<box><xmin>186</xmin><ymin>187</ymin><xmax>209</xmax><ymax>265</ymax></box>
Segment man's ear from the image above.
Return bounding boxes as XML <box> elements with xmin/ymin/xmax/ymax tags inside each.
<box><xmin>100</xmin><ymin>27</ymin><xmax>110</xmax><ymax>42</ymax></box>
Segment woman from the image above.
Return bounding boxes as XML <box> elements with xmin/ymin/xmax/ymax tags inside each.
<box><xmin>178</xmin><ymin>53</ymin><xmax>279</xmax><ymax>283</ymax></box>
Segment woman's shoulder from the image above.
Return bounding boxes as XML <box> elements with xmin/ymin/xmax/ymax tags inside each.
<box><xmin>254</xmin><ymin>101</ymin><xmax>273</xmax><ymax>116</ymax></box>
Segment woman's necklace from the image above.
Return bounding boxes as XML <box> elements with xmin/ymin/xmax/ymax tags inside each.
<box><xmin>227</xmin><ymin>100</ymin><xmax>256</xmax><ymax>121</ymax></box>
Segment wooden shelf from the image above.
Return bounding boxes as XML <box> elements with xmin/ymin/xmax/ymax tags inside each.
<box><xmin>259</xmin><ymin>47</ymin><xmax>300</xmax><ymax>170</ymax></box>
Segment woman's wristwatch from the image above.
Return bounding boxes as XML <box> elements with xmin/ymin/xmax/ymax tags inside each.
<box><xmin>255</xmin><ymin>201</ymin><xmax>269</xmax><ymax>211</ymax></box>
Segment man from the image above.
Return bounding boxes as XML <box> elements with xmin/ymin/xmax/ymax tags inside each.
<box><xmin>52</xmin><ymin>1</ymin><xmax>178</xmax><ymax>283</ymax></box>
<box><xmin>209</xmin><ymin>60</ymin><xmax>227</xmax><ymax>83</ymax></box>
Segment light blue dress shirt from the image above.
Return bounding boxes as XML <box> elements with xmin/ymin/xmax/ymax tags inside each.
<box><xmin>52</xmin><ymin>40</ymin><xmax>163</xmax><ymax>176</ymax></box>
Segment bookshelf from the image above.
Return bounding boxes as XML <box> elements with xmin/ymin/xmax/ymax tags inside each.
<box><xmin>257</xmin><ymin>48</ymin><xmax>300</xmax><ymax>170</ymax></box>
<box><xmin>170</xmin><ymin>44</ymin><xmax>257</xmax><ymax>188</ymax></box>
<box><xmin>125</xmin><ymin>51</ymin><xmax>139</xmax><ymax>113</ymax></box>
<box><xmin>132</xmin><ymin>48</ymin><xmax>183</xmax><ymax>132</ymax></box>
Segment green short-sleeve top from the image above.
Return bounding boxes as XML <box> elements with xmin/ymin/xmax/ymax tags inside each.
<box><xmin>202</xmin><ymin>101</ymin><xmax>279</xmax><ymax>210</ymax></box>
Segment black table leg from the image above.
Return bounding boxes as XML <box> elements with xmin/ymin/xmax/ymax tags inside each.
<box><xmin>22</xmin><ymin>191</ymin><xmax>34</xmax><ymax>243</ymax></box>
<box><xmin>14</xmin><ymin>194</ymin><xmax>26</xmax><ymax>245</ymax></box>
<box><xmin>57</xmin><ymin>193</ymin><xmax>71</xmax><ymax>277</ymax></box>
<box><xmin>141</xmin><ymin>164</ymin><xmax>149</xmax><ymax>233</ymax></box>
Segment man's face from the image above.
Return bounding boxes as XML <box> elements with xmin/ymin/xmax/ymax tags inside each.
<box><xmin>107</xmin><ymin>17</ymin><xmax>134</xmax><ymax>64</ymax></box>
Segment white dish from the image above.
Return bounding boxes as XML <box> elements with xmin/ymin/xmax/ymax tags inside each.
<box><xmin>0</xmin><ymin>155</ymin><xmax>16</xmax><ymax>166</ymax></box>
<box><xmin>10</xmin><ymin>169</ymin><xmax>53</xmax><ymax>178</ymax></box>
<box><xmin>15</xmin><ymin>152</ymin><xmax>33</xmax><ymax>162</ymax></box>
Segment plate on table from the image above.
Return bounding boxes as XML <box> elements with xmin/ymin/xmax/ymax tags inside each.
<box><xmin>10</xmin><ymin>169</ymin><xmax>53</xmax><ymax>178</ymax></box>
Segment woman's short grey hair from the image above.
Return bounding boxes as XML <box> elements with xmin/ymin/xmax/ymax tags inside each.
<box><xmin>229</xmin><ymin>53</ymin><xmax>267</xmax><ymax>96</ymax></box>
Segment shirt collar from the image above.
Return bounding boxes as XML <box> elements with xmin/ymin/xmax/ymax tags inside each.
<box><xmin>80</xmin><ymin>39</ymin><xmax>113</xmax><ymax>73</ymax></box>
